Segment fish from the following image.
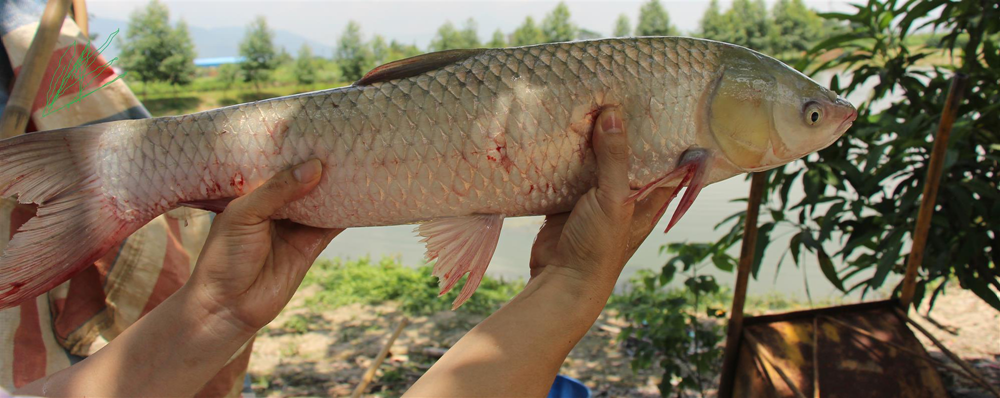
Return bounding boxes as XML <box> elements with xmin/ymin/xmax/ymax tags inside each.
<box><xmin>0</xmin><ymin>37</ymin><xmax>856</xmax><ymax>310</ymax></box>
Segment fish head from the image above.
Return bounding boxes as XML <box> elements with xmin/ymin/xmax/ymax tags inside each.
<box><xmin>707</xmin><ymin>45</ymin><xmax>857</xmax><ymax>172</ymax></box>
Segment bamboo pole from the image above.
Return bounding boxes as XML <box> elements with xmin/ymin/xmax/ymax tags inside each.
<box><xmin>71</xmin><ymin>0</ymin><xmax>88</xmax><ymax>39</ymax></box>
<box><xmin>0</xmin><ymin>0</ymin><xmax>72</xmax><ymax>139</ymax></box>
<box><xmin>894</xmin><ymin>308</ymin><xmax>1000</xmax><ymax>398</ymax></box>
<box><xmin>350</xmin><ymin>318</ymin><xmax>409</xmax><ymax>398</ymax></box>
<box><xmin>718</xmin><ymin>171</ymin><xmax>768</xmax><ymax>398</ymax></box>
<box><xmin>899</xmin><ymin>74</ymin><xmax>969</xmax><ymax>309</ymax></box>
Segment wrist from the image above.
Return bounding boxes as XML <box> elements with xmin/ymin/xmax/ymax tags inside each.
<box><xmin>531</xmin><ymin>266</ymin><xmax>616</xmax><ymax>315</ymax></box>
<box><xmin>180</xmin><ymin>283</ymin><xmax>259</xmax><ymax>341</ymax></box>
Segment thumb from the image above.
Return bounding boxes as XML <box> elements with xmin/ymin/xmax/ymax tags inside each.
<box><xmin>593</xmin><ymin>108</ymin><xmax>631</xmax><ymax>216</ymax></box>
<box><xmin>225</xmin><ymin>159</ymin><xmax>324</xmax><ymax>224</ymax></box>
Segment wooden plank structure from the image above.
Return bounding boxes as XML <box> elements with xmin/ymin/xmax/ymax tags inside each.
<box><xmin>717</xmin><ymin>74</ymin><xmax>1000</xmax><ymax>398</ymax></box>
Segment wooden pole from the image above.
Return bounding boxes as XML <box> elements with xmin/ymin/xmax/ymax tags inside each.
<box><xmin>0</xmin><ymin>0</ymin><xmax>72</xmax><ymax>139</ymax></box>
<box><xmin>718</xmin><ymin>171</ymin><xmax>768</xmax><ymax>398</ymax></box>
<box><xmin>71</xmin><ymin>0</ymin><xmax>88</xmax><ymax>39</ymax></box>
<box><xmin>899</xmin><ymin>74</ymin><xmax>969</xmax><ymax>309</ymax></box>
<box><xmin>350</xmin><ymin>318</ymin><xmax>409</xmax><ymax>398</ymax></box>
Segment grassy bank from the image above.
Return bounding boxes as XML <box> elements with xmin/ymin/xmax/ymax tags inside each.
<box><xmin>255</xmin><ymin>256</ymin><xmax>813</xmax><ymax>395</ymax></box>
<box><xmin>250</xmin><ymin>256</ymin><xmax>991</xmax><ymax>397</ymax></box>
<box><xmin>129</xmin><ymin>79</ymin><xmax>349</xmax><ymax>117</ymax></box>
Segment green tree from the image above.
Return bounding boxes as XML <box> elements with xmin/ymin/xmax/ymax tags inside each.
<box><xmin>613</xmin><ymin>14</ymin><xmax>632</xmax><ymax>37</ymax></box>
<box><xmin>430</xmin><ymin>19</ymin><xmax>480</xmax><ymax>51</ymax></box>
<box><xmin>238</xmin><ymin>16</ymin><xmax>278</xmax><ymax>93</ymax></box>
<box><xmin>671</xmin><ymin>0</ymin><xmax>1000</xmax><ymax>314</ymax></box>
<box><xmin>487</xmin><ymin>29</ymin><xmax>507</xmax><ymax>48</ymax></box>
<box><xmin>511</xmin><ymin>16</ymin><xmax>545</xmax><ymax>46</ymax></box>
<box><xmin>274</xmin><ymin>46</ymin><xmax>293</xmax><ymax>66</ymax></box>
<box><xmin>770</xmin><ymin>0</ymin><xmax>825</xmax><ymax>55</ymax></box>
<box><xmin>577</xmin><ymin>29</ymin><xmax>602</xmax><ymax>40</ymax></box>
<box><xmin>727</xmin><ymin>0</ymin><xmax>773</xmax><ymax>51</ymax></box>
<box><xmin>459</xmin><ymin>18</ymin><xmax>480</xmax><ymax>48</ymax></box>
<box><xmin>542</xmin><ymin>2</ymin><xmax>577</xmax><ymax>43</ymax></box>
<box><xmin>698</xmin><ymin>0</ymin><xmax>727</xmax><ymax>41</ymax></box>
<box><xmin>387</xmin><ymin>40</ymin><xmax>422</xmax><ymax>62</ymax></box>
<box><xmin>119</xmin><ymin>0</ymin><xmax>194</xmax><ymax>97</ymax></box>
<box><xmin>429</xmin><ymin>21</ymin><xmax>461</xmax><ymax>51</ymax></box>
<box><xmin>370</xmin><ymin>34</ymin><xmax>389</xmax><ymax>65</ymax></box>
<box><xmin>635</xmin><ymin>0</ymin><xmax>678</xmax><ymax>36</ymax></box>
<box><xmin>217</xmin><ymin>63</ymin><xmax>239</xmax><ymax>96</ymax></box>
<box><xmin>335</xmin><ymin>21</ymin><xmax>374</xmax><ymax>82</ymax></box>
<box><xmin>160</xmin><ymin>19</ymin><xmax>196</xmax><ymax>90</ymax></box>
<box><xmin>293</xmin><ymin>44</ymin><xmax>316</xmax><ymax>86</ymax></box>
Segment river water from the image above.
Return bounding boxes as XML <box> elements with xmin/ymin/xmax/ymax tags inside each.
<box><xmin>318</xmin><ymin>70</ymin><xmax>903</xmax><ymax>301</ymax></box>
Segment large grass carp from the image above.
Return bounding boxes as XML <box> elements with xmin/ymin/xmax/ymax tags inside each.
<box><xmin>0</xmin><ymin>37</ymin><xmax>855</xmax><ymax>309</ymax></box>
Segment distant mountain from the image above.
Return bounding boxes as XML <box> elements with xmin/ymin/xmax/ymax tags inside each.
<box><xmin>88</xmin><ymin>16</ymin><xmax>334</xmax><ymax>61</ymax></box>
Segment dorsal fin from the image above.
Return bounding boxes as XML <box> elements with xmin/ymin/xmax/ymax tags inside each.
<box><xmin>354</xmin><ymin>48</ymin><xmax>487</xmax><ymax>86</ymax></box>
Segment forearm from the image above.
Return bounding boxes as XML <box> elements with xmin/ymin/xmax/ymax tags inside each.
<box><xmin>15</xmin><ymin>284</ymin><xmax>255</xmax><ymax>397</ymax></box>
<box><xmin>405</xmin><ymin>266</ymin><xmax>614</xmax><ymax>397</ymax></box>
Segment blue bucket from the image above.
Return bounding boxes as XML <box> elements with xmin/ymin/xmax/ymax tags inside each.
<box><xmin>547</xmin><ymin>374</ymin><xmax>591</xmax><ymax>398</ymax></box>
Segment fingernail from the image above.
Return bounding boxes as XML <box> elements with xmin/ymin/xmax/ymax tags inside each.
<box><xmin>601</xmin><ymin>109</ymin><xmax>622</xmax><ymax>134</ymax></box>
<box><xmin>293</xmin><ymin>159</ymin><xmax>322</xmax><ymax>183</ymax></box>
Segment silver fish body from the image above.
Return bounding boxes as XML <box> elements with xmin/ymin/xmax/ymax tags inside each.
<box><xmin>0</xmin><ymin>37</ymin><xmax>856</xmax><ymax>308</ymax></box>
<box><xmin>102</xmin><ymin>38</ymin><xmax>720</xmax><ymax>227</ymax></box>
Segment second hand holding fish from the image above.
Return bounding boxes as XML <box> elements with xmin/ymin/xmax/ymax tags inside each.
<box><xmin>407</xmin><ymin>108</ymin><xmax>677</xmax><ymax>398</ymax></box>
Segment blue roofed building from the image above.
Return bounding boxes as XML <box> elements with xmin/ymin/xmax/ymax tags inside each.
<box><xmin>193</xmin><ymin>56</ymin><xmax>245</xmax><ymax>68</ymax></box>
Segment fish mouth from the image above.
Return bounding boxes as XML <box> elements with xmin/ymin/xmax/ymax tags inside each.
<box><xmin>836</xmin><ymin>109</ymin><xmax>857</xmax><ymax>134</ymax></box>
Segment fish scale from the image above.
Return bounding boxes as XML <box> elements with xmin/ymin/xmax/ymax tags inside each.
<box><xmin>0</xmin><ymin>36</ymin><xmax>857</xmax><ymax>309</ymax></box>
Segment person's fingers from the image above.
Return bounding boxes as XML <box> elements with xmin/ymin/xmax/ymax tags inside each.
<box><xmin>224</xmin><ymin>159</ymin><xmax>323</xmax><ymax>225</ymax></box>
<box><xmin>529</xmin><ymin>213</ymin><xmax>569</xmax><ymax>271</ymax></box>
<box><xmin>273</xmin><ymin>222</ymin><xmax>344</xmax><ymax>287</ymax></box>
<box><xmin>592</xmin><ymin>108</ymin><xmax>632</xmax><ymax>220</ymax></box>
<box><xmin>281</xmin><ymin>224</ymin><xmax>345</xmax><ymax>260</ymax></box>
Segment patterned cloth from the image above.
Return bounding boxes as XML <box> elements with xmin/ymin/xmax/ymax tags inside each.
<box><xmin>0</xmin><ymin>1</ymin><xmax>250</xmax><ymax>396</ymax></box>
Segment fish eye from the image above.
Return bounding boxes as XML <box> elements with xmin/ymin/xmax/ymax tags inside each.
<box><xmin>804</xmin><ymin>102</ymin><xmax>823</xmax><ymax>126</ymax></box>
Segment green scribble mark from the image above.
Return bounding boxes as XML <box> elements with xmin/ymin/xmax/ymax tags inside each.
<box><xmin>42</xmin><ymin>28</ymin><xmax>127</xmax><ymax>117</ymax></box>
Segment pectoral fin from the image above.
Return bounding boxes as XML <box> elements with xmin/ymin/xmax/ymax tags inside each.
<box><xmin>627</xmin><ymin>149</ymin><xmax>712</xmax><ymax>234</ymax></box>
<box><xmin>416</xmin><ymin>214</ymin><xmax>504</xmax><ymax>309</ymax></box>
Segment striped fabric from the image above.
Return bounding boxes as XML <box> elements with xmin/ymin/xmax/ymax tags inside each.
<box><xmin>0</xmin><ymin>1</ymin><xmax>250</xmax><ymax>396</ymax></box>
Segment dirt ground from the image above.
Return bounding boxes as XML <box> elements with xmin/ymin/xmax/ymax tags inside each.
<box><xmin>910</xmin><ymin>286</ymin><xmax>1000</xmax><ymax>398</ymax></box>
<box><xmin>248</xmin><ymin>284</ymin><xmax>999</xmax><ymax>397</ymax></box>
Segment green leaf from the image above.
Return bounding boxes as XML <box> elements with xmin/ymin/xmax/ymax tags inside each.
<box><xmin>872</xmin><ymin>231</ymin><xmax>904</xmax><ymax>288</ymax></box>
<box><xmin>660</xmin><ymin>263</ymin><xmax>677</xmax><ymax>285</ymax></box>
<box><xmin>808</xmin><ymin>33</ymin><xmax>866</xmax><ymax>54</ymax></box>
<box><xmin>790</xmin><ymin>232</ymin><xmax>803</xmax><ymax>267</ymax></box>
<box><xmin>966</xmin><ymin>275</ymin><xmax>1000</xmax><ymax>311</ymax></box>
<box><xmin>817</xmin><ymin>247</ymin><xmax>845</xmax><ymax>292</ymax></box>
<box><xmin>819</xmin><ymin>201</ymin><xmax>846</xmax><ymax>242</ymax></box>
<box><xmin>984</xmin><ymin>40</ymin><xmax>1000</xmax><ymax>70</ymax></box>
<box><xmin>752</xmin><ymin>223</ymin><xmax>775</xmax><ymax>279</ymax></box>
<box><xmin>712</xmin><ymin>254</ymin><xmax>735</xmax><ymax>273</ymax></box>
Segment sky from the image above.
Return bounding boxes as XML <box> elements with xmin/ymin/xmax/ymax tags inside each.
<box><xmin>87</xmin><ymin>0</ymin><xmax>856</xmax><ymax>51</ymax></box>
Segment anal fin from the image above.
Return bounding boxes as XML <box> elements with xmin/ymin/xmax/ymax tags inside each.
<box><xmin>416</xmin><ymin>214</ymin><xmax>504</xmax><ymax>309</ymax></box>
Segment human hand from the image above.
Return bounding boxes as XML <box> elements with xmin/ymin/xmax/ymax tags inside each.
<box><xmin>529</xmin><ymin>108</ymin><xmax>675</xmax><ymax>287</ymax></box>
<box><xmin>186</xmin><ymin>159</ymin><xmax>343</xmax><ymax>334</ymax></box>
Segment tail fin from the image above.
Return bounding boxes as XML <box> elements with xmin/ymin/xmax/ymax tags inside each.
<box><xmin>0</xmin><ymin>126</ymin><xmax>148</xmax><ymax>309</ymax></box>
